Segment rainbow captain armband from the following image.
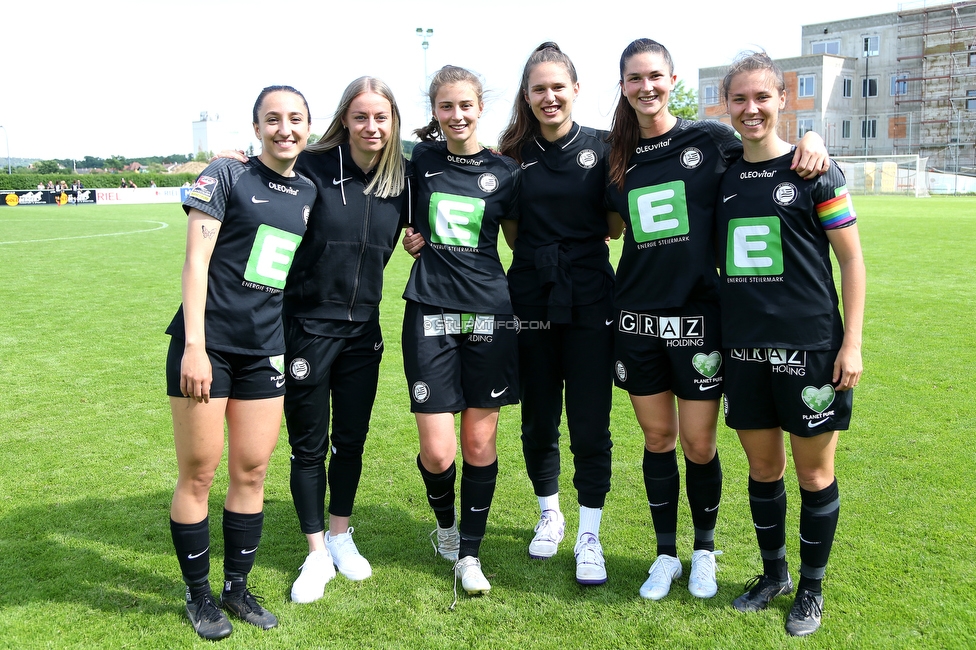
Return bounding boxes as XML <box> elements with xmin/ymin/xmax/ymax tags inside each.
<box><xmin>816</xmin><ymin>187</ymin><xmax>856</xmax><ymax>230</ymax></box>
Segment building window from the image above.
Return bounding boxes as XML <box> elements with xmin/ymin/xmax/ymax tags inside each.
<box><xmin>842</xmin><ymin>120</ymin><xmax>851</xmax><ymax>139</ymax></box>
<box><xmin>843</xmin><ymin>78</ymin><xmax>853</xmax><ymax>98</ymax></box>
<box><xmin>862</xmin><ymin>77</ymin><xmax>879</xmax><ymax>98</ymax></box>
<box><xmin>703</xmin><ymin>85</ymin><xmax>719</xmax><ymax>105</ymax></box>
<box><xmin>798</xmin><ymin>119</ymin><xmax>814</xmax><ymax>138</ymax></box>
<box><xmin>891</xmin><ymin>74</ymin><xmax>908</xmax><ymax>96</ymax></box>
<box><xmin>812</xmin><ymin>40</ymin><xmax>840</xmax><ymax>55</ymax></box>
<box><xmin>967</xmin><ymin>90</ymin><xmax>976</xmax><ymax>111</ymax></box>
<box><xmin>969</xmin><ymin>52</ymin><xmax>976</xmax><ymax>67</ymax></box>
<box><xmin>798</xmin><ymin>75</ymin><xmax>816</xmax><ymax>98</ymax></box>
<box><xmin>863</xmin><ymin>36</ymin><xmax>880</xmax><ymax>56</ymax></box>
<box><xmin>861</xmin><ymin>119</ymin><xmax>877</xmax><ymax>139</ymax></box>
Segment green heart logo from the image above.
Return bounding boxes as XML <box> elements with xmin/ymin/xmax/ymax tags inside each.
<box><xmin>801</xmin><ymin>385</ymin><xmax>835</xmax><ymax>413</ymax></box>
<box><xmin>692</xmin><ymin>352</ymin><xmax>722</xmax><ymax>378</ymax></box>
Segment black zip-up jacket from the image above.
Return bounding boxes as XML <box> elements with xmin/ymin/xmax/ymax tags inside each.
<box><xmin>284</xmin><ymin>144</ymin><xmax>410</xmax><ymax>321</ymax></box>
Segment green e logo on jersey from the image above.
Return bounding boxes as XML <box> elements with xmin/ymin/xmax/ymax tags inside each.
<box><xmin>244</xmin><ymin>224</ymin><xmax>303</xmax><ymax>290</ymax></box>
<box><xmin>429</xmin><ymin>192</ymin><xmax>486</xmax><ymax>248</ymax></box>
<box><xmin>726</xmin><ymin>216</ymin><xmax>783</xmax><ymax>276</ymax></box>
<box><xmin>627</xmin><ymin>181</ymin><xmax>689</xmax><ymax>243</ymax></box>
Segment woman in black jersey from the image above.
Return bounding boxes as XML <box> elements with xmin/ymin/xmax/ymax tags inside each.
<box><xmin>220</xmin><ymin>78</ymin><xmax>409</xmax><ymax>605</ymax></box>
<box><xmin>166</xmin><ymin>86</ymin><xmax>314</xmax><ymax>640</ymax></box>
<box><xmin>496</xmin><ymin>42</ymin><xmax>616</xmax><ymax>585</ymax></box>
<box><xmin>402</xmin><ymin>65</ymin><xmax>520</xmax><ymax>600</ymax></box>
<box><xmin>717</xmin><ymin>52</ymin><xmax>863</xmax><ymax>637</ymax></box>
<box><xmin>605</xmin><ymin>38</ymin><xmax>829</xmax><ymax>602</ymax></box>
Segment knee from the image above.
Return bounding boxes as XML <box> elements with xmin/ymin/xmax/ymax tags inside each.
<box><xmin>747</xmin><ymin>460</ymin><xmax>786</xmax><ymax>483</ymax></box>
<box><xmin>681</xmin><ymin>439</ymin><xmax>716</xmax><ymax>465</ymax></box>
<box><xmin>643</xmin><ymin>427</ymin><xmax>677</xmax><ymax>453</ymax></box>
<box><xmin>231</xmin><ymin>462</ymin><xmax>269</xmax><ymax>491</ymax></box>
<box><xmin>419</xmin><ymin>449</ymin><xmax>455</xmax><ymax>474</ymax></box>
<box><xmin>179</xmin><ymin>468</ymin><xmax>216</xmax><ymax>499</ymax></box>
<box><xmin>795</xmin><ymin>467</ymin><xmax>833</xmax><ymax>491</ymax></box>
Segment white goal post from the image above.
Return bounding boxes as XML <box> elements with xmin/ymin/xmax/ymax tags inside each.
<box><xmin>832</xmin><ymin>155</ymin><xmax>929</xmax><ymax>198</ymax></box>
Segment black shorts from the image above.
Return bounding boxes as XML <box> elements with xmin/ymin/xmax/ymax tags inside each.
<box><xmin>612</xmin><ymin>302</ymin><xmax>723</xmax><ymax>400</ymax></box>
<box><xmin>723</xmin><ymin>348</ymin><xmax>853</xmax><ymax>437</ymax></box>
<box><xmin>166</xmin><ymin>337</ymin><xmax>286</xmax><ymax>400</ymax></box>
<box><xmin>401</xmin><ymin>301</ymin><xmax>519</xmax><ymax>413</ymax></box>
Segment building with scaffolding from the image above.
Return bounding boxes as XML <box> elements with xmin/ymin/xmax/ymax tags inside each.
<box><xmin>698</xmin><ymin>1</ymin><xmax>976</xmax><ymax>173</ymax></box>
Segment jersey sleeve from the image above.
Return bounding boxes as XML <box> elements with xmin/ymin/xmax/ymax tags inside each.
<box><xmin>182</xmin><ymin>158</ymin><xmax>240</xmax><ymax>222</ymax></box>
<box><xmin>697</xmin><ymin>119</ymin><xmax>744</xmax><ymax>166</ymax></box>
<box><xmin>812</xmin><ymin>163</ymin><xmax>857</xmax><ymax>231</ymax></box>
<box><xmin>502</xmin><ymin>163</ymin><xmax>521</xmax><ymax>221</ymax></box>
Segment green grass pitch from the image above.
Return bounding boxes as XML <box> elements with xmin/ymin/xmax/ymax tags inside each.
<box><xmin>0</xmin><ymin>196</ymin><xmax>973</xmax><ymax>648</ymax></box>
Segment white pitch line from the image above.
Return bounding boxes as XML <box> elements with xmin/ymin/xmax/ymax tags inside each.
<box><xmin>0</xmin><ymin>220</ymin><xmax>170</xmax><ymax>245</ymax></box>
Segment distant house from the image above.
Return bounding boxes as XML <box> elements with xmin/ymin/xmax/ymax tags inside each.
<box><xmin>123</xmin><ymin>162</ymin><xmax>144</xmax><ymax>172</ymax></box>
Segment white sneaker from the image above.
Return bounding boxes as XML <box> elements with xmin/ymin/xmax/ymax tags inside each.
<box><xmin>574</xmin><ymin>534</ymin><xmax>607</xmax><ymax>585</ymax></box>
<box><xmin>688</xmin><ymin>549</ymin><xmax>722</xmax><ymax>598</ymax></box>
<box><xmin>528</xmin><ymin>509</ymin><xmax>565</xmax><ymax>559</ymax></box>
<box><xmin>454</xmin><ymin>555</ymin><xmax>491</xmax><ymax>594</ymax></box>
<box><xmin>430</xmin><ymin>524</ymin><xmax>460</xmax><ymax>562</ymax></box>
<box><xmin>290</xmin><ymin>549</ymin><xmax>336</xmax><ymax>603</ymax></box>
<box><xmin>325</xmin><ymin>528</ymin><xmax>372</xmax><ymax>581</ymax></box>
<box><xmin>640</xmin><ymin>554</ymin><xmax>682</xmax><ymax>601</ymax></box>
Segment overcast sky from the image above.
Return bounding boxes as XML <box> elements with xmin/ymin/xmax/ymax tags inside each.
<box><xmin>2</xmin><ymin>0</ymin><xmax>910</xmax><ymax>161</ymax></box>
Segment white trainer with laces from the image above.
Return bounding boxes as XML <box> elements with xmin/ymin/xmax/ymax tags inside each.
<box><xmin>430</xmin><ymin>524</ymin><xmax>460</xmax><ymax>562</ymax></box>
<box><xmin>325</xmin><ymin>528</ymin><xmax>373</xmax><ymax>581</ymax></box>
<box><xmin>574</xmin><ymin>534</ymin><xmax>608</xmax><ymax>585</ymax></box>
<box><xmin>455</xmin><ymin>555</ymin><xmax>491</xmax><ymax>594</ymax></box>
<box><xmin>528</xmin><ymin>509</ymin><xmax>565</xmax><ymax>559</ymax></box>
<box><xmin>290</xmin><ymin>549</ymin><xmax>336</xmax><ymax>603</ymax></box>
<box><xmin>688</xmin><ymin>549</ymin><xmax>722</xmax><ymax>598</ymax></box>
<box><xmin>639</xmin><ymin>554</ymin><xmax>682</xmax><ymax>600</ymax></box>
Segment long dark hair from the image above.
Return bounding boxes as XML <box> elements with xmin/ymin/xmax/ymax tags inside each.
<box><xmin>414</xmin><ymin>66</ymin><xmax>484</xmax><ymax>142</ymax></box>
<box><xmin>497</xmin><ymin>42</ymin><xmax>578</xmax><ymax>162</ymax></box>
<box><xmin>608</xmin><ymin>39</ymin><xmax>674</xmax><ymax>190</ymax></box>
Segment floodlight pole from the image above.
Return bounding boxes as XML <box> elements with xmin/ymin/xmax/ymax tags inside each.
<box><xmin>0</xmin><ymin>125</ymin><xmax>9</xmax><ymax>174</ymax></box>
<box><xmin>416</xmin><ymin>27</ymin><xmax>434</xmax><ymax>88</ymax></box>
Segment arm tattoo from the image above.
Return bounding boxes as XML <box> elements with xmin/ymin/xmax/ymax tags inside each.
<box><xmin>201</xmin><ymin>224</ymin><xmax>217</xmax><ymax>240</ymax></box>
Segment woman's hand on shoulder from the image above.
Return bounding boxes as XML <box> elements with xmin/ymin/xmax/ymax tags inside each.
<box><xmin>180</xmin><ymin>343</ymin><xmax>212</xmax><ymax>403</ymax></box>
<box><xmin>402</xmin><ymin>227</ymin><xmax>425</xmax><ymax>259</ymax></box>
<box><xmin>792</xmin><ymin>131</ymin><xmax>829</xmax><ymax>180</ymax></box>
<box><xmin>214</xmin><ymin>149</ymin><xmax>248</xmax><ymax>163</ymax></box>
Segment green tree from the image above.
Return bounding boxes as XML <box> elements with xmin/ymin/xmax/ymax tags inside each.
<box><xmin>34</xmin><ymin>160</ymin><xmax>60</xmax><ymax>174</ymax></box>
<box><xmin>194</xmin><ymin>150</ymin><xmax>213</xmax><ymax>163</ymax></box>
<box><xmin>669</xmin><ymin>80</ymin><xmax>699</xmax><ymax>121</ymax></box>
<box><xmin>105</xmin><ymin>155</ymin><xmax>126</xmax><ymax>171</ymax></box>
<box><xmin>306</xmin><ymin>134</ymin><xmax>320</xmax><ymax>146</ymax></box>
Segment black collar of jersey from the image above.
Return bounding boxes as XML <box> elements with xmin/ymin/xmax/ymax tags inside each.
<box><xmin>530</xmin><ymin>122</ymin><xmax>584</xmax><ymax>154</ymax></box>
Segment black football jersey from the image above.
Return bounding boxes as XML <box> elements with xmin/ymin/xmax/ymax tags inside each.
<box><xmin>402</xmin><ymin>141</ymin><xmax>520</xmax><ymax>313</ymax></box>
<box><xmin>717</xmin><ymin>153</ymin><xmax>856</xmax><ymax>349</ymax></box>
<box><xmin>607</xmin><ymin>118</ymin><xmax>742</xmax><ymax>310</ymax></box>
<box><xmin>508</xmin><ymin>123</ymin><xmax>614</xmax><ymax>306</ymax></box>
<box><xmin>166</xmin><ymin>157</ymin><xmax>314</xmax><ymax>354</ymax></box>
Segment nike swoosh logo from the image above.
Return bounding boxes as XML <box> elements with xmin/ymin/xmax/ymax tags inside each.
<box><xmin>276</xmin><ymin>378</ymin><xmax>285</xmax><ymax>388</ymax></box>
<box><xmin>699</xmin><ymin>383</ymin><xmax>720</xmax><ymax>391</ymax></box>
<box><xmin>799</xmin><ymin>535</ymin><xmax>820</xmax><ymax>545</ymax></box>
<box><xmin>251</xmin><ymin>196</ymin><xmax>269</xmax><ymax>204</ymax></box>
<box><xmin>187</xmin><ymin>547</ymin><xmax>209</xmax><ymax>560</ymax></box>
<box><xmin>626</xmin><ymin>164</ymin><xmax>637</xmax><ymax>174</ymax></box>
<box><xmin>605</xmin><ymin>319</ymin><xmax>614</xmax><ymax>326</ymax></box>
<box><xmin>723</xmin><ymin>194</ymin><xmax>737</xmax><ymax>203</ymax></box>
<box><xmin>807</xmin><ymin>417</ymin><xmax>830</xmax><ymax>428</ymax></box>
<box><xmin>470</xmin><ymin>506</ymin><xmax>490</xmax><ymax>512</ymax></box>
<box><xmin>333</xmin><ymin>177</ymin><xmax>351</xmax><ymax>185</ymax></box>
<box><xmin>705</xmin><ymin>505</ymin><xmax>719</xmax><ymax>512</ymax></box>
<box><xmin>374</xmin><ymin>341</ymin><xmax>383</xmax><ymax>351</ymax></box>
<box><xmin>490</xmin><ymin>387</ymin><xmax>508</xmax><ymax>398</ymax></box>
<box><xmin>521</xmin><ymin>161</ymin><xmax>538</xmax><ymax>169</ymax></box>
<box><xmin>425</xmin><ymin>171</ymin><xmax>444</xmax><ymax>177</ymax></box>
<box><xmin>754</xmin><ymin>523</ymin><xmax>776</xmax><ymax>530</ymax></box>
<box><xmin>241</xmin><ymin>547</ymin><xmax>258</xmax><ymax>555</ymax></box>
<box><xmin>648</xmin><ymin>501</ymin><xmax>669</xmax><ymax>507</ymax></box>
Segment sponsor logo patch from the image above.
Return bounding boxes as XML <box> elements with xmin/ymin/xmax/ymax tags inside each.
<box><xmin>189</xmin><ymin>175</ymin><xmax>218</xmax><ymax>202</ymax></box>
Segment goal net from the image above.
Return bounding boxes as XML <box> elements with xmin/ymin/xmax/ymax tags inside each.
<box><xmin>833</xmin><ymin>155</ymin><xmax>929</xmax><ymax>197</ymax></box>
<box><xmin>832</xmin><ymin>155</ymin><xmax>929</xmax><ymax>198</ymax></box>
